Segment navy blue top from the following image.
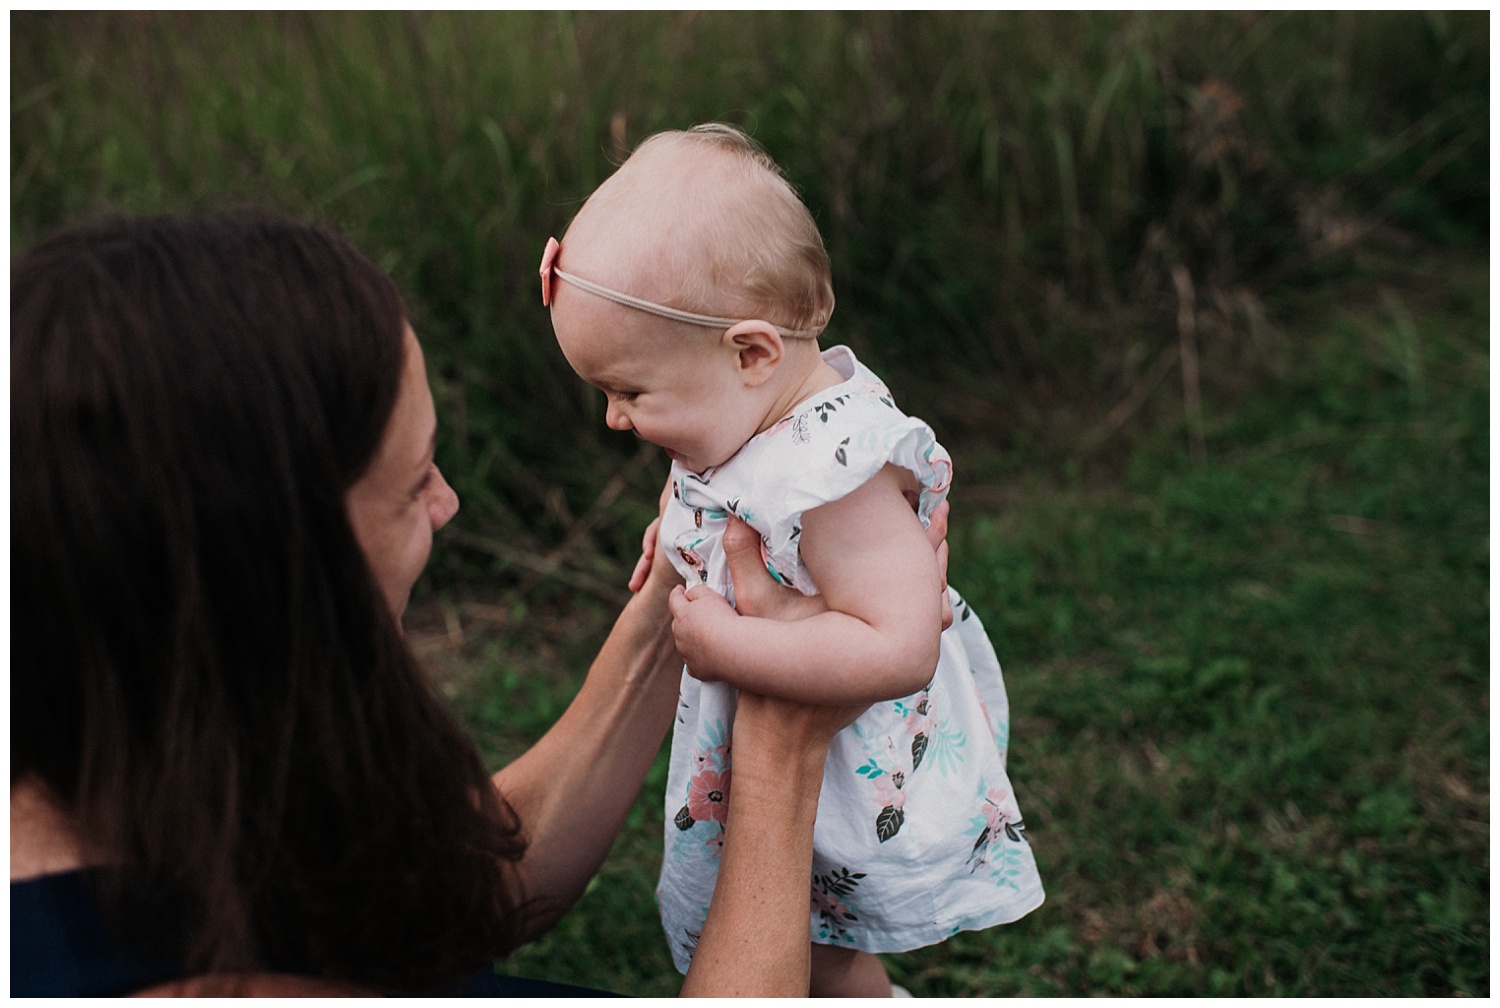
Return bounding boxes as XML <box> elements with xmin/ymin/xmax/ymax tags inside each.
<box><xmin>11</xmin><ymin>869</ymin><xmax>618</xmax><ymax>997</ymax></box>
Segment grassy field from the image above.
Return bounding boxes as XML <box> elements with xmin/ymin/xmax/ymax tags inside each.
<box><xmin>419</xmin><ymin>250</ymin><xmax>1489</xmax><ymax>997</ymax></box>
<box><xmin>11</xmin><ymin>11</ymin><xmax>1488</xmax><ymax>996</ymax></box>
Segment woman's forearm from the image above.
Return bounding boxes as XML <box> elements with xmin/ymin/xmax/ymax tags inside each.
<box><xmin>679</xmin><ymin>695</ymin><xmax>833</xmax><ymax>997</ymax></box>
<box><xmin>492</xmin><ymin>577</ymin><xmax>682</xmax><ymax>938</ymax></box>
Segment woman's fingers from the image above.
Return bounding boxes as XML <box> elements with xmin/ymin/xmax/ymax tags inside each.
<box><xmin>628</xmin><ymin>517</ymin><xmax>661</xmax><ymax>593</ymax></box>
<box><xmin>926</xmin><ymin>500</ymin><xmax>953</xmax><ymax>630</ymax></box>
<box><xmin>926</xmin><ymin>499</ymin><xmax>950</xmax><ymax>551</ymax></box>
<box><xmin>720</xmin><ymin>516</ymin><xmax>829</xmax><ymax>622</ymax></box>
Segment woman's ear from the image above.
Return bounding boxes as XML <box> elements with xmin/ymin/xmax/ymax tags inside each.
<box><xmin>722</xmin><ymin>320</ymin><xmax>783</xmax><ymax>387</ymax></box>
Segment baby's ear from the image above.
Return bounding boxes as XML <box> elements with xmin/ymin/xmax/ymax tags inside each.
<box><xmin>723</xmin><ymin>320</ymin><xmax>783</xmax><ymax>386</ymax></box>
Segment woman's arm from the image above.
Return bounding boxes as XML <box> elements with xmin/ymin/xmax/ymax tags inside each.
<box><xmin>679</xmin><ymin>508</ymin><xmax>950</xmax><ymax>996</ymax></box>
<box><xmin>493</xmin><ymin>495</ymin><xmax>949</xmax><ymax>961</ymax></box>
<box><xmin>678</xmin><ymin>517</ymin><xmax>868</xmax><ymax>997</ymax></box>
<box><xmin>668</xmin><ymin>464</ymin><xmax>945</xmax><ymax>704</ymax></box>
<box><xmin>490</xmin><ymin>517</ymin><xmax>685</xmax><ymax>940</ymax></box>
<box><xmin>678</xmin><ymin>688</ymin><xmax>854</xmax><ymax>997</ymax></box>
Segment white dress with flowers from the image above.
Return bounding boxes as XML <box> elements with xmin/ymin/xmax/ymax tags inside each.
<box><xmin>655</xmin><ymin>345</ymin><xmax>1044</xmax><ymax>972</ymax></box>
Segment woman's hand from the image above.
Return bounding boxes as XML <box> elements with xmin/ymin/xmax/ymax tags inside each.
<box><xmin>627</xmin><ymin>477</ymin><xmax>676</xmax><ymax>596</ymax></box>
<box><xmin>669</xmin><ymin>500</ymin><xmax>953</xmax><ymax>656</ymax></box>
<box><xmin>666</xmin><ymin>515</ymin><xmax>850</xmax><ymax>685</ymax></box>
<box><xmin>626</xmin><ymin>515</ymin><xmax>663</xmax><ymax>594</ymax></box>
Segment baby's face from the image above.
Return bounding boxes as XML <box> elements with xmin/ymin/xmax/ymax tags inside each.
<box><xmin>551</xmin><ymin>293</ymin><xmax>764</xmax><ymax>475</ymax></box>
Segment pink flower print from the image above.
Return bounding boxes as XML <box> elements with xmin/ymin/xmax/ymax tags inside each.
<box><xmin>688</xmin><ymin>767</ymin><xmax>731</xmax><ymax>824</ymax></box>
<box><xmin>968</xmin><ymin>785</ymin><xmax>1026</xmax><ymax>869</ymax></box>
<box><xmin>812</xmin><ymin>886</ymin><xmax>849</xmax><ymax>924</ymax></box>
<box><xmin>690</xmin><ymin>743</ymin><xmax>730</xmax><ymax>777</ymax></box>
<box><xmin>983</xmin><ymin>786</ymin><xmax>1027</xmax><ymax>844</ymax></box>
<box><xmin>900</xmin><ymin>693</ymin><xmax>933</xmax><ymax>733</ymax></box>
<box><xmin>976</xmin><ymin>787</ymin><xmax>1011</xmax><ymax>840</ymax></box>
<box><xmin>675</xmin><ymin>540</ymin><xmax>708</xmax><ymax>583</ymax></box>
<box><xmin>872</xmin><ymin>772</ymin><xmax>906</xmax><ymax>811</ymax></box>
<box><xmin>872</xmin><ymin>770</ymin><xmax>907</xmax><ymax>843</ymax></box>
<box><xmin>811</xmin><ymin>867</ymin><xmax>866</xmax><ymax>941</ymax></box>
<box><xmin>984</xmin><ymin>786</ymin><xmax>1012</xmax><ymax>827</ymax></box>
<box><xmin>703</xmin><ymin>829</ymin><xmax>725</xmax><ymax>854</ymax></box>
<box><xmin>811</xmin><ymin>887</ymin><xmax>838</xmax><ymax>918</ymax></box>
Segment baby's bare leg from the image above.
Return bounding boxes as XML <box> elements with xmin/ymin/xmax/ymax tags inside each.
<box><xmin>809</xmin><ymin>944</ymin><xmax>894</xmax><ymax>997</ymax></box>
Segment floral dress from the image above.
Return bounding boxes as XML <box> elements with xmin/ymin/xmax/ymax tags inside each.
<box><xmin>655</xmin><ymin>345</ymin><xmax>1044</xmax><ymax>973</ymax></box>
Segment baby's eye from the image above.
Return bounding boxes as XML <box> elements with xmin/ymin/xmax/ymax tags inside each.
<box><xmin>610</xmin><ymin>390</ymin><xmax>640</xmax><ymax>403</ymax></box>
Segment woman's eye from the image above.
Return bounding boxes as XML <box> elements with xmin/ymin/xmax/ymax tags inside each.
<box><xmin>413</xmin><ymin>468</ymin><xmax>435</xmax><ymax>499</ymax></box>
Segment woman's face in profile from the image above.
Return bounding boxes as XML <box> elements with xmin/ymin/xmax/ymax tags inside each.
<box><xmin>345</xmin><ymin>326</ymin><xmax>460</xmax><ymax>623</ymax></box>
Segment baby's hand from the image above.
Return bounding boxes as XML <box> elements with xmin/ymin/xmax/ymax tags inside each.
<box><xmin>667</xmin><ymin>584</ymin><xmax>741</xmax><ymax>683</ymax></box>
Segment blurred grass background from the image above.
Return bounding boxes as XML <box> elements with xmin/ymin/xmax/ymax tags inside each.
<box><xmin>11</xmin><ymin>10</ymin><xmax>1487</xmax><ymax>996</ymax></box>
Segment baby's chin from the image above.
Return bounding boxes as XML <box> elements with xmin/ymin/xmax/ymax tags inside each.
<box><xmin>664</xmin><ymin>448</ymin><xmax>719</xmax><ymax>474</ymax></box>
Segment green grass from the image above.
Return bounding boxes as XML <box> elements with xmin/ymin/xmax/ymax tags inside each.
<box><xmin>11</xmin><ymin>11</ymin><xmax>1488</xmax><ymax>996</ymax></box>
<box><xmin>422</xmin><ymin>254</ymin><xmax>1487</xmax><ymax>996</ymax></box>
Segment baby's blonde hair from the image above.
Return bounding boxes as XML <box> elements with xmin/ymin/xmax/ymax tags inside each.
<box><xmin>627</xmin><ymin>124</ymin><xmax>835</xmax><ymax>339</ymax></box>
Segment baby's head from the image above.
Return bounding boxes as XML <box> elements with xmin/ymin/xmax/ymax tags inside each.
<box><xmin>545</xmin><ymin>125</ymin><xmax>837</xmax><ymax>473</ymax></box>
<box><xmin>553</xmin><ymin>124</ymin><xmax>834</xmax><ymax>335</ymax></box>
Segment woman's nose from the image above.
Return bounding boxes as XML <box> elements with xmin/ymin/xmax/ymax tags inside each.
<box><xmin>428</xmin><ymin>468</ymin><xmax>460</xmax><ymax>530</ymax></box>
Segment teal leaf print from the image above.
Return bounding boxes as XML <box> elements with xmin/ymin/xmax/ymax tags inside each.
<box><xmin>855</xmin><ymin>759</ymin><xmax>886</xmax><ymax>779</ymax></box>
<box><xmin>876</xmin><ymin>805</ymin><xmax>905</xmax><ymax>843</ymax></box>
<box><xmin>922</xmin><ymin>716</ymin><xmax>969</xmax><ymax>778</ymax></box>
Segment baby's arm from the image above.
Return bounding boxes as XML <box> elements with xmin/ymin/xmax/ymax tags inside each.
<box><xmin>668</xmin><ymin>464</ymin><xmax>944</xmax><ymax>705</ymax></box>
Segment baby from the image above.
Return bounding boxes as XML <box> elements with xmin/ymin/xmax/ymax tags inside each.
<box><xmin>541</xmin><ymin>124</ymin><xmax>1043</xmax><ymax>997</ymax></box>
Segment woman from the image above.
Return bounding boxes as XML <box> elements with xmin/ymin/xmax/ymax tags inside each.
<box><xmin>11</xmin><ymin>215</ymin><xmax>946</xmax><ymax>995</ymax></box>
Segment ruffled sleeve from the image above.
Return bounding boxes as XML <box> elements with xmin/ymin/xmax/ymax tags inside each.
<box><xmin>744</xmin><ymin>380</ymin><xmax>954</xmax><ymax>596</ymax></box>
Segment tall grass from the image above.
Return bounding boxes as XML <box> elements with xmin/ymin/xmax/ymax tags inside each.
<box><xmin>10</xmin><ymin>11</ymin><xmax>1487</xmax><ymax>592</ymax></box>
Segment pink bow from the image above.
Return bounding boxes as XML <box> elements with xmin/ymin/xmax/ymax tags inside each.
<box><xmin>539</xmin><ymin>236</ymin><xmax>561</xmax><ymax>307</ymax></box>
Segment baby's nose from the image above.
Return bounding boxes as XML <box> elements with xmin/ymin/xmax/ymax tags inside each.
<box><xmin>605</xmin><ymin>400</ymin><xmax>633</xmax><ymax>431</ymax></box>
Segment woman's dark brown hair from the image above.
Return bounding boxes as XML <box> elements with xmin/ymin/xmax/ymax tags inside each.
<box><xmin>12</xmin><ymin>215</ymin><xmax>527</xmax><ymax>992</ymax></box>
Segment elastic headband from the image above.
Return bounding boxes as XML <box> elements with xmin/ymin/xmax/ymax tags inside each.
<box><xmin>539</xmin><ymin>237</ymin><xmax>819</xmax><ymax>339</ymax></box>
